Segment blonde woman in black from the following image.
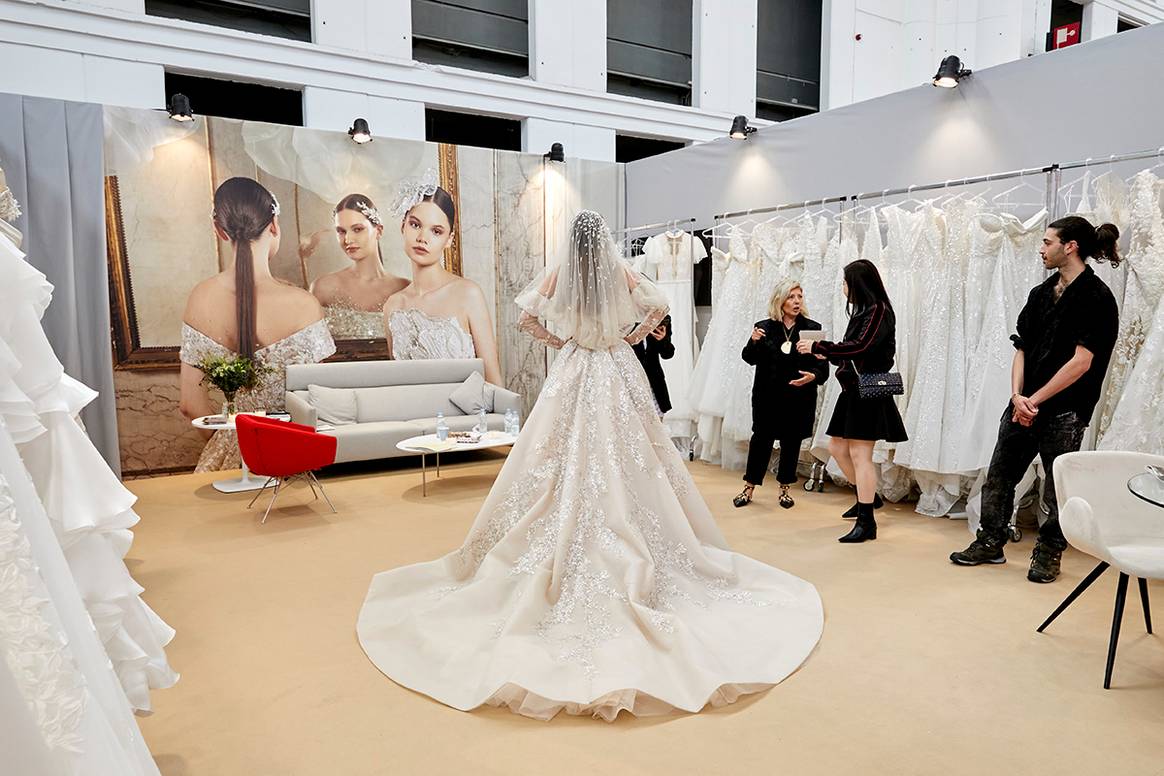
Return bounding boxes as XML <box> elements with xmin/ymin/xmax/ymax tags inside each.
<box><xmin>735</xmin><ymin>280</ymin><xmax>828</xmax><ymax>510</ymax></box>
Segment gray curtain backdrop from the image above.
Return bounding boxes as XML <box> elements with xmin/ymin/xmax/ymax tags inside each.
<box><xmin>0</xmin><ymin>94</ymin><xmax>121</xmax><ymax>475</ymax></box>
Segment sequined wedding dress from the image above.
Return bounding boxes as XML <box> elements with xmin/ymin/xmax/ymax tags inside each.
<box><xmin>181</xmin><ymin>320</ymin><xmax>336</xmax><ymax>472</ymax></box>
<box><xmin>1095</xmin><ymin>170</ymin><xmax>1164</xmax><ymax>444</ymax></box>
<box><xmin>1100</xmin><ymin>173</ymin><xmax>1164</xmax><ymax>455</ymax></box>
<box><xmin>357</xmin><ymin>262</ymin><xmax>823</xmax><ymax>721</ymax></box>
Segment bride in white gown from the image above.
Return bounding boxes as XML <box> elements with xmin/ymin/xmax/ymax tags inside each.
<box><xmin>357</xmin><ymin>211</ymin><xmax>823</xmax><ymax>721</ymax></box>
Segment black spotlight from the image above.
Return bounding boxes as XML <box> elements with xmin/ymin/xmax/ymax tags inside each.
<box><xmin>933</xmin><ymin>55</ymin><xmax>972</xmax><ymax>88</ymax></box>
<box><xmin>168</xmin><ymin>93</ymin><xmax>193</xmax><ymax>122</ymax></box>
<box><xmin>544</xmin><ymin>142</ymin><xmax>565</xmax><ymax>162</ymax></box>
<box><xmin>729</xmin><ymin>115</ymin><xmax>756</xmax><ymax>140</ymax></box>
<box><xmin>348</xmin><ymin>117</ymin><xmax>372</xmax><ymax>144</ymax></box>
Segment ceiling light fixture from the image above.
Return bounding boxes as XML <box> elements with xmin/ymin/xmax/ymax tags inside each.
<box><xmin>933</xmin><ymin>55</ymin><xmax>972</xmax><ymax>88</ymax></box>
<box><xmin>348</xmin><ymin>118</ymin><xmax>372</xmax><ymax>144</ymax></box>
<box><xmin>167</xmin><ymin>93</ymin><xmax>194</xmax><ymax>122</ymax></box>
<box><xmin>544</xmin><ymin>142</ymin><xmax>565</xmax><ymax>162</ymax></box>
<box><xmin>729</xmin><ymin>115</ymin><xmax>756</xmax><ymax>140</ymax></box>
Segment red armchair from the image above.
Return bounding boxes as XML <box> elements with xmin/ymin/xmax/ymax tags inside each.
<box><xmin>235</xmin><ymin>414</ymin><xmax>338</xmax><ymax>523</ymax></box>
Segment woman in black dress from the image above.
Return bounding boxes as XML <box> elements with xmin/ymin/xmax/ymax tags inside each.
<box><xmin>798</xmin><ymin>259</ymin><xmax>906</xmax><ymax>543</ymax></box>
<box><xmin>734</xmin><ymin>281</ymin><xmax>828</xmax><ymax>510</ymax></box>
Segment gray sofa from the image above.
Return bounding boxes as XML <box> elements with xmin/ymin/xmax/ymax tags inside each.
<box><xmin>284</xmin><ymin>359</ymin><xmax>521</xmax><ymax>464</ymax></box>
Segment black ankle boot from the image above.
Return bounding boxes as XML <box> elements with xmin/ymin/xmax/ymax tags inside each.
<box><xmin>842</xmin><ymin>493</ymin><xmax>883</xmax><ymax>519</ymax></box>
<box><xmin>839</xmin><ymin>503</ymin><xmax>877</xmax><ymax>543</ymax></box>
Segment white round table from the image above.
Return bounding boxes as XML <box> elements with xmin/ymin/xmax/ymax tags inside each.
<box><xmin>397</xmin><ymin>432</ymin><xmax>517</xmax><ymax>497</ymax></box>
<box><xmin>191</xmin><ymin>413</ymin><xmax>286</xmax><ymax>493</ymax></box>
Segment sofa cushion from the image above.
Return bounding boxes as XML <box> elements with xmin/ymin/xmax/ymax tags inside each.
<box><xmin>354</xmin><ymin>384</ymin><xmax>461</xmax><ymax>423</ymax></box>
<box><xmin>412</xmin><ymin>413</ymin><xmax>507</xmax><ymax>436</ymax></box>
<box><xmin>448</xmin><ymin>371</ymin><xmax>497</xmax><ymax>415</ymax></box>
<box><xmin>308</xmin><ymin>384</ymin><xmax>358</xmax><ymax>425</ymax></box>
<box><xmin>325</xmin><ymin>420</ymin><xmax>426</xmax><ymax>463</ymax></box>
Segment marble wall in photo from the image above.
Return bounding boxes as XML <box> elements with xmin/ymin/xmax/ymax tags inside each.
<box><xmin>108</xmin><ymin>112</ymin><xmax>624</xmax><ymax>474</ymax></box>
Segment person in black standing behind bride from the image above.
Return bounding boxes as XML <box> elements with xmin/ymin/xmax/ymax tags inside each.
<box><xmin>735</xmin><ymin>280</ymin><xmax>828</xmax><ymax>510</ymax></box>
<box><xmin>798</xmin><ymin>259</ymin><xmax>906</xmax><ymax>543</ymax></box>
<box><xmin>631</xmin><ymin>314</ymin><xmax>675</xmax><ymax>416</ymax></box>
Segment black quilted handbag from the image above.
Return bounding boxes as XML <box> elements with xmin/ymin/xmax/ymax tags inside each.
<box><xmin>853</xmin><ymin>361</ymin><xmax>904</xmax><ymax>399</ymax></box>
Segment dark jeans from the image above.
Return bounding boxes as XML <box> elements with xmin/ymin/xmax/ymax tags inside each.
<box><xmin>979</xmin><ymin>406</ymin><xmax>1087</xmax><ymax>551</ymax></box>
<box><xmin>745</xmin><ymin>434</ymin><xmax>802</xmax><ymax>487</ymax></box>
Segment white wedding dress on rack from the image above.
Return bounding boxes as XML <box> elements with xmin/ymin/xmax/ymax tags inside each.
<box><xmin>1099</xmin><ymin>172</ymin><xmax>1164</xmax><ymax>456</ymax></box>
<box><xmin>690</xmin><ymin>227</ymin><xmax>756</xmax><ymax>466</ymax></box>
<box><xmin>357</xmin><ymin>212</ymin><xmax>823</xmax><ymax>721</ymax></box>
<box><xmin>0</xmin><ymin>232</ymin><xmax>164</xmax><ymax>774</ymax></box>
<box><xmin>1095</xmin><ymin>170</ymin><xmax>1164</xmax><ymax>445</ymax></box>
<box><xmin>642</xmin><ymin>231</ymin><xmax>707</xmax><ymax>444</ymax></box>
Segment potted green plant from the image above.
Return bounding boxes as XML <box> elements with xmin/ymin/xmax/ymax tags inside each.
<box><xmin>197</xmin><ymin>355</ymin><xmax>269</xmax><ymax>418</ymax></box>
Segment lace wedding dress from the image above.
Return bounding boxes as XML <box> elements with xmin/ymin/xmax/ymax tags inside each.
<box><xmin>1095</xmin><ymin>170</ymin><xmax>1164</xmax><ymax>444</ymax></box>
<box><xmin>1100</xmin><ymin>174</ymin><xmax>1164</xmax><ymax>455</ymax></box>
<box><xmin>181</xmin><ymin>320</ymin><xmax>336</xmax><ymax>472</ymax></box>
<box><xmin>357</xmin><ymin>212</ymin><xmax>823</xmax><ymax>721</ymax></box>
<box><xmin>689</xmin><ymin>227</ymin><xmax>756</xmax><ymax>465</ymax></box>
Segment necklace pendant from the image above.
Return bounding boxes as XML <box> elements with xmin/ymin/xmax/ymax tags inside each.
<box><xmin>781</xmin><ymin>342</ymin><xmax>792</xmax><ymax>355</ymax></box>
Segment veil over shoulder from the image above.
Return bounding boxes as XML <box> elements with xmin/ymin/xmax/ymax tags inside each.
<box><xmin>515</xmin><ymin>210</ymin><xmax>667</xmax><ymax>349</ymax></box>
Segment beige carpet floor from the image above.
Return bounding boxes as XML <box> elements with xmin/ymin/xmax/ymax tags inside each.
<box><xmin>126</xmin><ymin>453</ymin><xmax>1164</xmax><ymax>776</ymax></box>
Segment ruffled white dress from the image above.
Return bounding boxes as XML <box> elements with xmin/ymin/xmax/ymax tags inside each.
<box><xmin>0</xmin><ymin>232</ymin><xmax>165</xmax><ymax>773</ymax></box>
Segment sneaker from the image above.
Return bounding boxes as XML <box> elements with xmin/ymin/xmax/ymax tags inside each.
<box><xmin>950</xmin><ymin>536</ymin><xmax>1006</xmax><ymax>566</ymax></box>
<box><xmin>1027</xmin><ymin>544</ymin><xmax>1062</xmax><ymax>583</ymax></box>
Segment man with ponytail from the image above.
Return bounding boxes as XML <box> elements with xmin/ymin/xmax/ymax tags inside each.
<box><xmin>951</xmin><ymin>216</ymin><xmax>1120</xmax><ymax>583</ymax></box>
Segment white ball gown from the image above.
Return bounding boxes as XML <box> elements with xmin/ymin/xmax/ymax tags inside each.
<box><xmin>357</xmin><ymin>212</ymin><xmax>823</xmax><ymax>721</ymax></box>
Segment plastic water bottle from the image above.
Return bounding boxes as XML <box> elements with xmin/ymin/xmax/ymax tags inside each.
<box><xmin>504</xmin><ymin>408</ymin><xmax>516</xmax><ymax>435</ymax></box>
<box><xmin>435</xmin><ymin>412</ymin><xmax>449</xmax><ymax>441</ymax></box>
<box><xmin>511</xmin><ymin>410</ymin><xmax>521</xmax><ymax>436</ymax></box>
<box><xmin>476</xmin><ymin>406</ymin><xmax>488</xmax><ymax>434</ymax></box>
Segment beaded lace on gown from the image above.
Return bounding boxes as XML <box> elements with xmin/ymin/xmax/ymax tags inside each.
<box><xmin>1095</xmin><ymin>170</ymin><xmax>1164</xmax><ymax>444</ymax></box>
<box><xmin>1100</xmin><ymin>173</ymin><xmax>1164</xmax><ymax>455</ymax></box>
<box><xmin>356</xmin><ymin>212</ymin><xmax>823</xmax><ymax>721</ymax></box>
<box><xmin>387</xmin><ymin>308</ymin><xmax>476</xmax><ymax>360</ymax></box>
<box><xmin>180</xmin><ymin>320</ymin><xmax>336</xmax><ymax>472</ymax></box>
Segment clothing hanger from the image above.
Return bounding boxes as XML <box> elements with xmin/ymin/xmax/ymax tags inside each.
<box><xmin>1057</xmin><ymin>167</ymin><xmax>1091</xmax><ymax>214</ymax></box>
<box><xmin>991</xmin><ymin>172</ymin><xmax>1045</xmax><ymax>211</ymax></box>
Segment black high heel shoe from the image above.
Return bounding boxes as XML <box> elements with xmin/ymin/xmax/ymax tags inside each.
<box><xmin>778</xmin><ymin>485</ymin><xmax>795</xmax><ymax>509</ymax></box>
<box><xmin>733</xmin><ymin>484</ymin><xmax>755</xmax><ymax>508</ymax></box>
<box><xmin>842</xmin><ymin>493</ymin><xmax>883</xmax><ymax>519</ymax></box>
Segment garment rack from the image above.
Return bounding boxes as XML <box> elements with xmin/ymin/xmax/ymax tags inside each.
<box><xmin>614</xmin><ymin>217</ymin><xmax>697</xmax><ymax>235</ymax></box>
<box><xmin>716</xmin><ymin>195</ymin><xmax>849</xmax><ymax>221</ymax></box>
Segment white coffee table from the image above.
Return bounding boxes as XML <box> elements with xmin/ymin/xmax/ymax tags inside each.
<box><xmin>191</xmin><ymin>413</ymin><xmax>287</xmax><ymax>493</ymax></box>
<box><xmin>397</xmin><ymin>432</ymin><xmax>517</xmax><ymax>496</ymax></box>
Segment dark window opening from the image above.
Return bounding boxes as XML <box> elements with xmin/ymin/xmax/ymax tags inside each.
<box><xmin>146</xmin><ymin>0</ymin><xmax>310</xmax><ymax>42</ymax></box>
<box><xmin>756</xmin><ymin>0</ymin><xmax>821</xmax><ymax>121</ymax></box>
<box><xmin>615</xmin><ymin>135</ymin><xmax>685</xmax><ymax>164</ymax></box>
<box><xmin>607</xmin><ymin>0</ymin><xmax>693</xmax><ymax>106</ymax></box>
<box><xmin>164</xmin><ymin>72</ymin><xmax>304</xmax><ymax>126</ymax></box>
<box><xmin>412</xmin><ymin>0</ymin><xmax>529</xmax><ymax>78</ymax></box>
<box><xmin>425</xmin><ymin>108</ymin><xmax>521</xmax><ymax>152</ymax></box>
<box><xmin>1117</xmin><ymin>17</ymin><xmax>1141</xmax><ymax>32</ymax></box>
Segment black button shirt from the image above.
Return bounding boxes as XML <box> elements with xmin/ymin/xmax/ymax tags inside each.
<box><xmin>1011</xmin><ymin>265</ymin><xmax>1119</xmax><ymax>425</ymax></box>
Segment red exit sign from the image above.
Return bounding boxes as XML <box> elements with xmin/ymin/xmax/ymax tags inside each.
<box><xmin>1053</xmin><ymin>22</ymin><xmax>1081</xmax><ymax>49</ymax></box>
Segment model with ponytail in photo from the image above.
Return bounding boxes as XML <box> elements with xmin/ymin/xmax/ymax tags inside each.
<box><xmin>179</xmin><ymin>177</ymin><xmax>336</xmax><ymax>472</ymax></box>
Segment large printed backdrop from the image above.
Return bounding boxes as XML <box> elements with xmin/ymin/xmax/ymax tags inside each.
<box><xmin>104</xmin><ymin>107</ymin><xmax>623</xmax><ymax>475</ymax></box>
